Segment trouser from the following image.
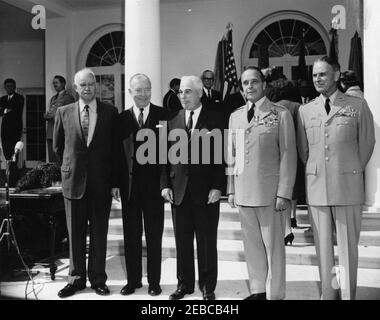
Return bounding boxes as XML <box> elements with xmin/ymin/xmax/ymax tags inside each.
<box><xmin>47</xmin><ymin>139</ymin><xmax>58</xmax><ymax>163</ymax></box>
<box><xmin>172</xmin><ymin>189</ymin><xmax>220</xmax><ymax>293</ymax></box>
<box><xmin>64</xmin><ymin>190</ymin><xmax>111</xmax><ymax>286</ymax></box>
<box><xmin>121</xmin><ymin>178</ymin><xmax>164</xmax><ymax>287</ymax></box>
<box><xmin>309</xmin><ymin>205</ymin><xmax>362</xmax><ymax>300</ymax></box>
<box><xmin>238</xmin><ymin>205</ymin><xmax>286</xmax><ymax>300</ymax></box>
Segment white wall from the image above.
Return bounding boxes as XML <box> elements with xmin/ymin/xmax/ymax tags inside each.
<box><xmin>0</xmin><ymin>40</ymin><xmax>44</xmax><ymax>96</ymax></box>
<box><xmin>160</xmin><ymin>0</ymin><xmax>359</xmax><ymax>94</ymax></box>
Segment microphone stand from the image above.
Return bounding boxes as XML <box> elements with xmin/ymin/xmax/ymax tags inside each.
<box><xmin>0</xmin><ymin>158</ymin><xmax>38</xmax><ymax>299</ymax></box>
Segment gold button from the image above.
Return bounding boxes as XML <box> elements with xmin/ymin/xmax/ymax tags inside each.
<box><xmin>325</xmin><ymin>145</ymin><xmax>328</xmax><ymax>150</ymax></box>
<box><xmin>325</xmin><ymin>157</ymin><xmax>329</xmax><ymax>161</ymax></box>
<box><xmin>325</xmin><ymin>133</ymin><xmax>329</xmax><ymax>137</ymax></box>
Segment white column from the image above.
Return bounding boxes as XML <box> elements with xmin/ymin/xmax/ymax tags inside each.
<box><xmin>364</xmin><ymin>0</ymin><xmax>380</xmax><ymax>211</ymax></box>
<box><xmin>125</xmin><ymin>0</ymin><xmax>162</xmax><ymax>107</ymax></box>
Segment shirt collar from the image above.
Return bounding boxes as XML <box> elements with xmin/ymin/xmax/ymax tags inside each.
<box><xmin>79</xmin><ymin>99</ymin><xmax>97</xmax><ymax>113</ymax></box>
<box><xmin>320</xmin><ymin>89</ymin><xmax>339</xmax><ymax>104</ymax></box>
<box><xmin>247</xmin><ymin>95</ymin><xmax>266</xmax><ymax>110</ymax></box>
<box><xmin>8</xmin><ymin>93</ymin><xmax>14</xmax><ymax>99</ymax></box>
<box><xmin>133</xmin><ymin>103</ymin><xmax>150</xmax><ymax>115</ymax></box>
<box><xmin>185</xmin><ymin>104</ymin><xmax>202</xmax><ymax>116</ymax></box>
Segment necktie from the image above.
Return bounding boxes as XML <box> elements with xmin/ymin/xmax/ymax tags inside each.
<box><xmin>208</xmin><ymin>89</ymin><xmax>212</xmax><ymax>99</ymax></box>
<box><xmin>82</xmin><ymin>105</ymin><xmax>89</xmax><ymax>142</ymax></box>
<box><xmin>247</xmin><ymin>104</ymin><xmax>255</xmax><ymax>122</ymax></box>
<box><xmin>186</xmin><ymin>111</ymin><xmax>194</xmax><ymax>134</ymax></box>
<box><xmin>325</xmin><ymin>98</ymin><xmax>331</xmax><ymax>115</ymax></box>
<box><xmin>138</xmin><ymin>108</ymin><xmax>144</xmax><ymax>128</ymax></box>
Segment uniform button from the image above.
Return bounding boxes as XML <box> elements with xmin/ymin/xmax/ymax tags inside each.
<box><xmin>325</xmin><ymin>145</ymin><xmax>328</xmax><ymax>150</ymax></box>
<box><xmin>325</xmin><ymin>133</ymin><xmax>329</xmax><ymax>137</ymax></box>
<box><xmin>325</xmin><ymin>157</ymin><xmax>329</xmax><ymax>161</ymax></box>
<box><xmin>246</xmin><ymin>130</ymin><xmax>250</xmax><ymax>134</ymax></box>
<box><xmin>246</xmin><ymin>160</ymin><xmax>249</xmax><ymax>164</ymax></box>
<box><xmin>246</xmin><ymin>150</ymin><xmax>249</xmax><ymax>154</ymax></box>
<box><xmin>246</xmin><ymin>140</ymin><xmax>249</xmax><ymax>144</ymax></box>
<box><xmin>353</xmin><ymin>170</ymin><xmax>357</xmax><ymax>174</ymax></box>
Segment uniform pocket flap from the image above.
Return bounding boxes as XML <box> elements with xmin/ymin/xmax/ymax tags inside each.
<box><xmin>341</xmin><ymin>162</ymin><xmax>362</xmax><ymax>174</ymax></box>
<box><xmin>170</xmin><ymin>171</ymin><xmax>175</xmax><ymax>178</ymax></box>
<box><xmin>306</xmin><ymin>118</ymin><xmax>321</xmax><ymax>128</ymax></box>
<box><xmin>61</xmin><ymin>165</ymin><xmax>70</xmax><ymax>172</ymax></box>
<box><xmin>305</xmin><ymin>162</ymin><xmax>317</xmax><ymax>175</ymax></box>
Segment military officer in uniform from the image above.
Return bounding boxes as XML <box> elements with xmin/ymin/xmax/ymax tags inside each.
<box><xmin>297</xmin><ymin>56</ymin><xmax>375</xmax><ymax>300</ymax></box>
<box><xmin>227</xmin><ymin>66</ymin><xmax>297</xmax><ymax>300</ymax></box>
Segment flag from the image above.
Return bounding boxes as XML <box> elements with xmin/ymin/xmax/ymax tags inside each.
<box><xmin>214</xmin><ymin>25</ymin><xmax>239</xmax><ymax>99</ymax></box>
<box><xmin>348</xmin><ymin>31</ymin><xmax>363</xmax><ymax>90</ymax></box>
<box><xmin>298</xmin><ymin>29</ymin><xmax>307</xmax><ymax>80</ymax></box>
<box><xmin>329</xmin><ymin>28</ymin><xmax>339</xmax><ymax>63</ymax></box>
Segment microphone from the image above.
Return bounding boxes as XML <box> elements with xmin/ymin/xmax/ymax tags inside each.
<box><xmin>12</xmin><ymin>141</ymin><xmax>24</xmax><ymax>162</ymax></box>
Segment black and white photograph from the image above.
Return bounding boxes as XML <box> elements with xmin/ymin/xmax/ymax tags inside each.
<box><xmin>0</xmin><ymin>0</ymin><xmax>379</xmax><ymax>311</ymax></box>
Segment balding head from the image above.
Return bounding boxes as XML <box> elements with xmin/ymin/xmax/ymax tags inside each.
<box><xmin>129</xmin><ymin>73</ymin><xmax>152</xmax><ymax>108</ymax></box>
<box><xmin>73</xmin><ymin>68</ymin><xmax>97</xmax><ymax>103</ymax></box>
<box><xmin>178</xmin><ymin>75</ymin><xmax>203</xmax><ymax>110</ymax></box>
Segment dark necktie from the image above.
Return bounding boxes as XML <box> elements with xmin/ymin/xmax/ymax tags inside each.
<box><xmin>325</xmin><ymin>98</ymin><xmax>331</xmax><ymax>115</ymax></box>
<box><xmin>247</xmin><ymin>104</ymin><xmax>255</xmax><ymax>122</ymax></box>
<box><xmin>186</xmin><ymin>111</ymin><xmax>194</xmax><ymax>134</ymax></box>
<box><xmin>82</xmin><ymin>105</ymin><xmax>89</xmax><ymax>142</ymax></box>
<box><xmin>208</xmin><ymin>89</ymin><xmax>212</xmax><ymax>99</ymax></box>
<box><xmin>138</xmin><ymin>108</ymin><xmax>144</xmax><ymax>128</ymax></box>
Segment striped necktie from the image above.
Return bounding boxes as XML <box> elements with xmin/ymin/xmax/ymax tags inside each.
<box><xmin>82</xmin><ymin>105</ymin><xmax>89</xmax><ymax>142</ymax></box>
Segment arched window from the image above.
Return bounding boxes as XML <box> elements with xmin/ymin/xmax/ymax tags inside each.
<box><xmin>77</xmin><ymin>25</ymin><xmax>125</xmax><ymax>111</ymax></box>
<box><xmin>86</xmin><ymin>31</ymin><xmax>125</xmax><ymax>67</ymax></box>
<box><xmin>242</xmin><ymin>11</ymin><xmax>329</xmax><ymax>81</ymax></box>
<box><xmin>249</xmin><ymin>19</ymin><xmax>326</xmax><ymax>58</ymax></box>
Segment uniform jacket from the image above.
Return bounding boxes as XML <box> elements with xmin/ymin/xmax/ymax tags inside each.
<box><xmin>227</xmin><ymin>97</ymin><xmax>297</xmax><ymax>206</ymax></box>
<box><xmin>45</xmin><ymin>90</ymin><xmax>76</xmax><ymax>139</ymax></box>
<box><xmin>53</xmin><ymin>100</ymin><xmax>120</xmax><ymax>199</ymax></box>
<box><xmin>160</xmin><ymin>107</ymin><xmax>225</xmax><ymax>205</ymax></box>
<box><xmin>297</xmin><ymin>90</ymin><xmax>375</xmax><ymax>205</ymax></box>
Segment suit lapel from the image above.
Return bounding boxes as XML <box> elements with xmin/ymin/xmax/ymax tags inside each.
<box><xmin>89</xmin><ymin>101</ymin><xmax>103</xmax><ymax>147</ymax></box>
<box><xmin>194</xmin><ymin>106</ymin><xmax>207</xmax><ymax>130</ymax></box>
<box><xmin>73</xmin><ymin>102</ymin><xmax>86</xmax><ymax>146</ymax></box>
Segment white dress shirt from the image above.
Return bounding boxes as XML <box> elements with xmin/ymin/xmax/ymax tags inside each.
<box><xmin>185</xmin><ymin>104</ymin><xmax>202</xmax><ymax>132</ymax></box>
<box><xmin>79</xmin><ymin>99</ymin><xmax>97</xmax><ymax>146</ymax></box>
<box><xmin>133</xmin><ymin>104</ymin><xmax>150</xmax><ymax>125</ymax></box>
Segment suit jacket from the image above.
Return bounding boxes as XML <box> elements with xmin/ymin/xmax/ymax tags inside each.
<box><xmin>118</xmin><ymin>103</ymin><xmax>166</xmax><ymax>199</ymax></box>
<box><xmin>223</xmin><ymin>91</ymin><xmax>246</xmax><ymax>116</ymax></box>
<box><xmin>163</xmin><ymin>89</ymin><xmax>182</xmax><ymax>114</ymax></box>
<box><xmin>45</xmin><ymin>90</ymin><xmax>76</xmax><ymax>139</ymax></box>
<box><xmin>0</xmin><ymin>92</ymin><xmax>24</xmax><ymax>142</ymax></box>
<box><xmin>160</xmin><ymin>107</ymin><xmax>225</xmax><ymax>205</ymax></box>
<box><xmin>227</xmin><ymin>97</ymin><xmax>297</xmax><ymax>206</ymax></box>
<box><xmin>297</xmin><ymin>91</ymin><xmax>375</xmax><ymax>206</ymax></box>
<box><xmin>201</xmin><ymin>89</ymin><xmax>223</xmax><ymax>112</ymax></box>
<box><xmin>53</xmin><ymin>99</ymin><xmax>119</xmax><ymax>199</ymax></box>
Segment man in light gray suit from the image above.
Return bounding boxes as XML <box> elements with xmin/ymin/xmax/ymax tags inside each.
<box><xmin>227</xmin><ymin>67</ymin><xmax>297</xmax><ymax>300</ymax></box>
<box><xmin>297</xmin><ymin>56</ymin><xmax>375</xmax><ymax>299</ymax></box>
<box><xmin>54</xmin><ymin>68</ymin><xmax>121</xmax><ymax>298</ymax></box>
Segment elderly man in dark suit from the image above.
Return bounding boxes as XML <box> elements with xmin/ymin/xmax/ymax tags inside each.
<box><xmin>44</xmin><ymin>75</ymin><xmax>75</xmax><ymax>163</ymax></box>
<box><xmin>0</xmin><ymin>78</ymin><xmax>24</xmax><ymax>186</ymax></box>
<box><xmin>201</xmin><ymin>70</ymin><xmax>223</xmax><ymax>111</ymax></box>
<box><xmin>161</xmin><ymin>75</ymin><xmax>225</xmax><ymax>300</ymax></box>
<box><xmin>53</xmin><ymin>68</ymin><xmax>120</xmax><ymax>298</ymax></box>
<box><xmin>118</xmin><ymin>73</ymin><xmax>166</xmax><ymax>297</ymax></box>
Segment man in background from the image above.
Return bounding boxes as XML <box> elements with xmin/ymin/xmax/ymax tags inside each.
<box><xmin>201</xmin><ymin>70</ymin><xmax>223</xmax><ymax>111</ymax></box>
<box><xmin>0</xmin><ymin>78</ymin><xmax>24</xmax><ymax>187</ymax></box>
<box><xmin>163</xmin><ymin>78</ymin><xmax>182</xmax><ymax>114</ymax></box>
<box><xmin>44</xmin><ymin>75</ymin><xmax>75</xmax><ymax>163</ymax></box>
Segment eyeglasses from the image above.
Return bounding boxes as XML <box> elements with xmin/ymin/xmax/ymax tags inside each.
<box><xmin>202</xmin><ymin>77</ymin><xmax>214</xmax><ymax>81</ymax></box>
<box><xmin>133</xmin><ymin>88</ymin><xmax>152</xmax><ymax>94</ymax></box>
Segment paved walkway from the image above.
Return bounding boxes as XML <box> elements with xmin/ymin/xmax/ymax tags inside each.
<box><xmin>1</xmin><ymin>256</ymin><xmax>380</xmax><ymax>300</ymax></box>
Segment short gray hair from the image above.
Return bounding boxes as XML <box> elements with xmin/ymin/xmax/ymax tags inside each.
<box><xmin>129</xmin><ymin>73</ymin><xmax>151</xmax><ymax>88</ymax></box>
<box><xmin>74</xmin><ymin>68</ymin><xmax>96</xmax><ymax>84</ymax></box>
<box><xmin>181</xmin><ymin>75</ymin><xmax>204</xmax><ymax>92</ymax></box>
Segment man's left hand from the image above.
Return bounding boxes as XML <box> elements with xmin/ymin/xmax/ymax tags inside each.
<box><xmin>275</xmin><ymin>196</ymin><xmax>290</xmax><ymax>212</ymax></box>
<box><xmin>208</xmin><ymin>189</ymin><xmax>222</xmax><ymax>204</ymax></box>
